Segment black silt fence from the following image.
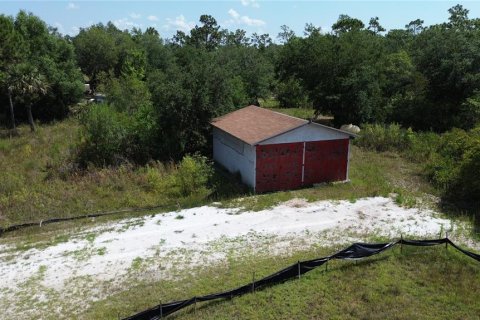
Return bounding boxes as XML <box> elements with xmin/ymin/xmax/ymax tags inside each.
<box><xmin>123</xmin><ymin>237</ymin><xmax>480</xmax><ymax>320</ymax></box>
<box><xmin>0</xmin><ymin>206</ymin><xmax>168</xmax><ymax>236</ymax></box>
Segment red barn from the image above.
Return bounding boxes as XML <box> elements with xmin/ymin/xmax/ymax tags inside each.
<box><xmin>211</xmin><ymin>106</ymin><xmax>355</xmax><ymax>193</ymax></box>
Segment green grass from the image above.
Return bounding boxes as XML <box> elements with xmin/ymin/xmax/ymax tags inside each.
<box><xmin>269</xmin><ymin>107</ymin><xmax>316</xmax><ymax>120</ymax></box>
<box><xmin>0</xmin><ymin>121</ymin><xmax>243</xmax><ymax>229</ymax></box>
<box><xmin>0</xmin><ymin>118</ymin><xmax>477</xmax><ymax>319</ymax></box>
<box><xmin>83</xmin><ymin>243</ymin><xmax>480</xmax><ymax>319</ymax></box>
<box><xmin>221</xmin><ymin>148</ymin><xmax>436</xmax><ymax>212</ymax></box>
<box><xmin>0</xmin><ymin>119</ymin><xmax>437</xmax><ymax>236</ymax></box>
<box><xmin>258</xmin><ymin>97</ymin><xmax>333</xmax><ymax>123</ymax></box>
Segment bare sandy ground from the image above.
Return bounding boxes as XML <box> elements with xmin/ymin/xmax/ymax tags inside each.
<box><xmin>0</xmin><ymin>196</ymin><xmax>471</xmax><ymax>318</ymax></box>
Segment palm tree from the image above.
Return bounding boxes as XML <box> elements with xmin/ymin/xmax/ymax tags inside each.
<box><xmin>9</xmin><ymin>65</ymin><xmax>49</xmax><ymax>132</ymax></box>
<box><xmin>7</xmin><ymin>86</ymin><xmax>16</xmax><ymax>132</ymax></box>
<box><xmin>0</xmin><ymin>71</ymin><xmax>16</xmax><ymax>132</ymax></box>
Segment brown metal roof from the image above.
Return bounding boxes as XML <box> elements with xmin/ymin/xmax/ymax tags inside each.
<box><xmin>211</xmin><ymin>105</ymin><xmax>308</xmax><ymax>145</ymax></box>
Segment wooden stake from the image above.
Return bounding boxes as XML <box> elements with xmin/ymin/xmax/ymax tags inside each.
<box><xmin>160</xmin><ymin>300</ymin><xmax>163</xmax><ymax>319</ymax></box>
<box><xmin>297</xmin><ymin>261</ymin><xmax>301</xmax><ymax>279</ymax></box>
<box><xmin>446</xmin><ymin>232</ymin><xmax>449</xmax><ymax>251</ymax></box>
<box><xmin>252</xmin><ymin>272</ymin><xmax>255</xmax><ymax>293</ymax></box>
<box><xmin>400</xmin><ymin>234</ymin><xmax>403</xmax><ymax>254</ymax></box>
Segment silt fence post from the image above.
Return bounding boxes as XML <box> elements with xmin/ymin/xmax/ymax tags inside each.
<box><xmin>252</xmin><ymin>271</ymin><xmax>255</xmax><ymax>293</ymax></box>
<box><xmin>400</xmin><ymin>234</ymin><xmax>403</xmax><ymax>254</ymax></box>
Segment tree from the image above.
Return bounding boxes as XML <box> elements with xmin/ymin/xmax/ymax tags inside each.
<box><xmin>189</xmin><ymin>15</ymin><xmax>223</xmax><ymax>50</ymax></box>
<box><xmin>304</xmin><ymin>23</ymin><xmax>321</xmax><ymax>37</ymax></box>
<box><xmin>250</xmin><ymin>33</ymin><xmax>272</xmax><ymax>49</ymax></box>
<box><xmin>9</xmin><ymin>65</ymin><xmax>49</xmax><ymax>132</ymax></box>
<box><xmin>1</xmin><ymin>11</ymin><xmax>81</xmax><ymax>127</ymax></box>
<box><xmin>277</xmin><ymin>25</ymin><xmax>295</xmax><ymax>43</ymax></box>
<box><xmin>73</xmin><ymin>24</ymin><xmax>119</xmax><ymax>88</ymax></box>
<box><xmin>385</xmin><ymin>29</ymin><xmax>413</xmax><ymax>52</ymax></box>
<box><xmin>332</xmin><ymin>14</ymin><xmax>365</xmax><ymax>34</ymax></box>
<box><xmin>224</xmin><ymin>29</ymin><xmax>249</xmax><ymax>46</ymax></box>
<box><xmin>410</xmin><ymin>11</ymin><xmax>480</xmax><ymax>131</ymax></box>
<box><xmin>448</xmin><ymin>4</ymin><xmax>470</xmax><ymax>29</ymax></box>
<box><xmin>0</xmin><ymin>14</ymin><xmax>26</xmax><ymax>131</ymax></box>
<box><xmin>368</xmin><ymin>17</ymin><xmax>385</xmax><ymax>35</ymax></box>
<box><xmin>405</xmin><ymin>19</ymin><xmax>424</xmax><ymax>35</ymax></box>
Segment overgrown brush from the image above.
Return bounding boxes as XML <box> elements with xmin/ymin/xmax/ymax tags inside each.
<box><xmin>354</xmin><ymin>123</ymin><xmax>440</xmax><ymax>162</ymax></box>
<box><xmin>356</xmin><ymin>123</ymin><xmax>480</xmax><ymax>207</ymax></box>
<box><xmin>425</xmin><ymin>127</ymin><xmax>480</xmax><ymax>203</ymax></box>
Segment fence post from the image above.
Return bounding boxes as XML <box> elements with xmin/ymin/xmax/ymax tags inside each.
<box><xmin>252</xmin><ymin>271</ymin><xmax>255</xmax><ymax>293</ymax></box>
<box><xmin>297</xmin><ymin>261</ymin><xmax>301</xmax><ymax>280</ymax></box>
<box><xmin>160</xmin><ymin>300</ymin><xmax>163</xmax><ymax>319</ymax></box>
<box><xmin>325</xmin><ymin>259</ymin><xmax>328</xmax><ymax>272</ymax></box>
<box><xmin>445</xmin><ymin>232</ymin><xmax>448</xmax><ymax>251</ymax></box>
<box><xmin>400</xmin><ymin>234</ymin><xmax>403</xmax><ymax>254</ymax></box>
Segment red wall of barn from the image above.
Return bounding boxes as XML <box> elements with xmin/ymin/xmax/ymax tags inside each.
<box><xmin>255</xmin><ymin>139</ymin><xmax>349</xmax><ymax>193</ymax></box>
<box><xmin>255</xmin><ymin>143</ymin><xmax>303</xmax><ymax>193</ymax></box>
<box><xmin>303</xmin><ymin>139</ymin><xmax>349</xmax><ymax>185</ymax></box>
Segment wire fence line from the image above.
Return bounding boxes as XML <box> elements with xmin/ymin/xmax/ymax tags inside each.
<box><xmin>123</xmin><ymin>237</ymin><xmax>480</xmax><ymax>320</ymax></box>
<box><xmin>0</xmin><ymin>205</ymin><xmax>170</xmax><ymax>236</ymax></box>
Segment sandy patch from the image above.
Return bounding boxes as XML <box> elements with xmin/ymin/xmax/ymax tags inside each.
<box><xmin>0</xmin><ymin>196</ymin><xmax>471</xmax><ymax>318</ymax></box>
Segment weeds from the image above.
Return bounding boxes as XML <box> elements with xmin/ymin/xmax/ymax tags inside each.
<box><xmin>83</xmin><ymin>244</ymin><xmax>480</xmax><ymax>320</ymax></box>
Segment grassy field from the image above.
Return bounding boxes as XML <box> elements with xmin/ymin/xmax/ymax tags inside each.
<box><xmin>258</xmin><ymin>97</ymin><xmax>333</xmax><ymax>124</ymax></box>
<box><xmin>0</xmin><ymin>119</ymin><xmax>436</xmax><ymax>231</ymax></box>
<box><xmin>0</xmin><ymin>121</ymin><xmax>247</xmax><ymax>229</ymax></box>
<box><xmin>83</xmin><ymin>242</ymin><xmax>480</xmax><ymax>320</ymax></box>
<box><xmin>1</xmin><ymin>119</ymin><xmax>479</xmax><ymax>320</ymax></box>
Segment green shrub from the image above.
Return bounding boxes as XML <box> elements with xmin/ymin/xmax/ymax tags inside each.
<box><xmin>355</xmin><ymin>123</ymin><xmax>441</xmax><ymax>162</ymax></box>
<box><xmin>355</xmin><ymin>123</ymin><xmax>410</xmax><ymax>152</ymax></box>
<box><xmin>143</xmin><ymin>164</ymin><xmax>166</xmax><ymax>192</ymax></box>
<box><xmin>404</xmin><ymin>131</ymin><xmax>440</xmax><ymax>162</ymax></box>
<box><xmin>170</xmin><ymin>154</ymin><xmax>213</xmax><ymax>197</ymax></box>
<box><xmin>77</xmin><ymin>104</ymin><xmax>130</xmax><ymax>166</ymax></box>
<box><xmin>425</xmin><ymin>127</ymin><xmax>480</xmax><ymax>203</ymax></box>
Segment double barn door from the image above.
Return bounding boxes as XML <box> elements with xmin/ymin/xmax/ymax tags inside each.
<box><xmin>255</xmin><ymin>139</ymin><xmax>349</xmax><ymax>193</ymax></box>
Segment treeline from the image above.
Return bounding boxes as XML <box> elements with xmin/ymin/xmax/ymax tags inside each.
<box><xmin>0</xmin><ymin>11</ymin><xmax>83</xmax><ymax>131</ymax></box>
<box><xmin>278</xmin><ymin>5</ymin><xmax>480</xmax><ymax>130</ymax></box>
<box><xmin>1</xmin><ymin>6</ymin><xmax>480</xmax><ymax>162</ymax></box>
<box><xmin>72</xmin><ymin>15</ymin><xmax>276</xmax><ymax>164</ymax></box>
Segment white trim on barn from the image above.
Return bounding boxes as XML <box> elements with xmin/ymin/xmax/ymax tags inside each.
<box><xmin>346</xmin><ymin>139</ymin><xmax>351</xmax><ymax>181</ymax></box>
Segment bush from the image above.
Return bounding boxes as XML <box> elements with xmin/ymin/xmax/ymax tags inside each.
<box><xmin>403</xmin><ymin>131</ymin><xmax>440</xmax><ymax>162</ymax></box>
<box><xmin>77</xmin><ymin>104</ymin><xmax>130</xmax><ymax>166</ymax></box>
<box><xmin>425</xmin><ymin>127</ymin><xmax>480</xmax><ymax>203</ymax></box>
<box><xmin>355</xmin><ymin>123</ymin><xmax>441</xmax><ymax>162</ymax></box>
<box><xmin>355</xmin><ymin>123</ymin><xmax>410</xmax><ymax>152</ymax></box>
<box><xmin>170</xmin><ymin>154</ymin><xmax>213</xmax><ymax>197</ymax></box>
<box><xmin>143</xmin><ymin>162</ymin><xmax>167</xmax><ymax>192</ymax></box>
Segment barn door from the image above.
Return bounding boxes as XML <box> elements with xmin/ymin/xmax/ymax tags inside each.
<box><xmin>256</xmin><ymin>143</ymin><xmax>303</xmax><ymax>193</ymax></box>
<box><xmin>303</xmin><ymin>139</ymin><xmax>349</xmax><ymax>185</ymax></box>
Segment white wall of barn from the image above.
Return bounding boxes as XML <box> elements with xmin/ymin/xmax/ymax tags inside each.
<box><xmin>212</xmin><ymin>128</ymin><xmax>256</xmax><ymax>189</ymax></box>
<box><xmin>258</xmin><ymin>123</ymin><xmax>350</xmax><ymax>145</ymax></box>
